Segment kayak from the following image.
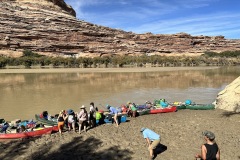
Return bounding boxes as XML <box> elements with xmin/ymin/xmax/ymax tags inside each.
<box><xmin>185</xmin><ymin>104</ymin><xmax>215</xmax><ymax>110</ymax></box>
<box><xmin>150</xmin><ymin>106</ymin><xmax>177</xmax><ymax>114</ymax></box>
<box><xmin>176</xmin><ymin>105</ymin><xmax>187</xmax><ymax>110</ymax></box>
<box><xmin>35</xmin><ymin>114</ymin><xmax>58</xmax><ymax>126</ymax></box>
<box><xmin>137</xmin><ymin>109</ymin><xmax>150</xmax><ymax>116</ymax></box>
<box><xmin>0</xmin><ymin>127</ymin><xmax>54</xmax><ymax>139</ymax></box>
<box><xmin>104</xmin><ymin>114</ymin><xmax>127</xmax><ymax>123</ymax></box>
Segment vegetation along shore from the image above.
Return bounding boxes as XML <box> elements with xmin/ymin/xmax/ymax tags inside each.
<box><xmin>0</xmin><ymin>50</ymin><xmax>240</xmax><ymax>69</ymax></box>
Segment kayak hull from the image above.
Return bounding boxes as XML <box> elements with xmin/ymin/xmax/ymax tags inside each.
<box><xmin>0</xmin><ymin>127</ymin><xmax>53</xmax><ymax>139</ymax></box>
<box><xmin>185</xmin><ymin>104</ymin><xmax>215</xmax><ymax>110</ymax></box>
<box><xmin>150</xmin><ymin>106</ymin><xmax>177</xmax><ymax>114</ymax></box>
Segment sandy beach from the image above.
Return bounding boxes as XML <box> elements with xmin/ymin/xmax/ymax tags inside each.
<box><xmin>0</xmin><ymin>109</ymin><xmax>239</xmax><ymax>160</ymax></box>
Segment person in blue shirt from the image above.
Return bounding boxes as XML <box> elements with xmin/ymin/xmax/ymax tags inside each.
<box><xmin>106</xmin><ymin>105</ymin><xmax>119</xmax><ymax>127</ymax></box>
<box><xmin>141</xmin><ymin>128</ymin><xmax>161</xmax><ymax>160</ymax></box>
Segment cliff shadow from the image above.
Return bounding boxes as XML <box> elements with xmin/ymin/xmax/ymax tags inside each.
<box><xmin>0</xmin><ymin>137</ymin><xmax>40</xmax><ymax>160</ymax></box>
<box><xmin>0</xmin><ymin>134</ymin><xmax>133</xmax><ymax>160</ymax></box>
<box><xmin>29</xmin><ymin>136</ymin><xmax>133</xmax><ymax>160</ymax></box>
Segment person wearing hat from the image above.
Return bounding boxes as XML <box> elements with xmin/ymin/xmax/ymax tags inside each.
<box><xmin>195</xmin><ymin>130</ymin><xmax>220</xmax><ymax>160</ymax></box>
<box><xmin>77</xmin><ymin>105</ymin><xmax>88</xmax><ymax>134</ymax></box>
<box><xmin>140</xmin><ymin>127</ymin><xmax>161</xmax><ymax>160</ymax></box>
<box><xmin>106</xmin><ymin>105</ymin><xmax>119</xmax><ymax>127</ymax></box>
<box><xmin>67</xmin><ymin>109</ymin><xmax>76</xmax><ymax>132</ymax></box>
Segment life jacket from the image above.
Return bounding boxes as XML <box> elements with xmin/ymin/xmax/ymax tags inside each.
<box><xmin>95</xmin><ymin>112</ymin><xmax>102</xmax><ymax>120</ymax></box>
<box><xmin>39</xmin><ymin>113</ymin><xmax>43</xmax><ymax>118</ymax></box>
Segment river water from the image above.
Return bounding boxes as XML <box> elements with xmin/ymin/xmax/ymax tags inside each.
<box><xmin>0</xmin><ymin>66</ymin><xmax>239</xmax><ymax>120</ymax></box>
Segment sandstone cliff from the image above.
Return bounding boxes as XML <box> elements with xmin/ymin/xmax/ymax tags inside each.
<box><xmin>216</xmin><ymin>76</ymin><xmax>240</xmax><ymax>112</ymax></box>
<box><xmin>0</xmin><ymin>0</ymin><xmax>240</xmax><ymax>58</ymax></box>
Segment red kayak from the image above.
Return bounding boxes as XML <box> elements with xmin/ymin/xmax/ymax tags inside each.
<box><xmin>0</xmin><ymin>127</ymin><xmax>54</xmax><ymax>139</ymax></box>
<box><xmin>150</xmin><ymin>106</ymin><xmax>177</xmax><ymax>114</ymax></box>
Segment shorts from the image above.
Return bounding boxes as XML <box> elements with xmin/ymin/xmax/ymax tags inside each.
<box><xmin>58</xmin><ymin>121</ymin><xmax>64</xmax><ymax>129</ymax></box>
<box><xmin>150</xmin><ymin>139</ymin><xmax>160</xmax><ymax>150</ymax></box>
<box><xmin>68</xmin><ymin>121</ymin><xmax>75</xmax><ymax>127</ymax></box>
<box><xmin>79</xmin><ymin>120</ymin><xmax>87</xmax><ymax>126</ymax></box>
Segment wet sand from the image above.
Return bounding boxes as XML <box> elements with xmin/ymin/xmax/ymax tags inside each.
<box><xmin>0</xmin><ymin>109</ymin><xmax>239</xmax><ymax>160</ymax></box>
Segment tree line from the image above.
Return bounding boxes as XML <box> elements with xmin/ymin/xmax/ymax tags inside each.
<box><xmin>0</xmin><ymin>50</ymin><xmax>240</xmax><ymax>69</ymax></box>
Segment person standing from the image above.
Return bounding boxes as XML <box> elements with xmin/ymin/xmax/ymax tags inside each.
<box><xmin>57</xmin><ymin>111</ymin><xmax>67</xmax><ymax>135</ymax></box>
<box><xmin>140</xmin><ymin>128</ymin><xmax>161</xmax><ymax>160</ymax></box>
<box><xmin>89</xmin><ymin>102</ymin><xmax>96</xmax><ymax>128</ymax></box>
<box><xmin>195</xmin><ymin>130</ymin><xmax>220</xmax><ymax>160</ymax></box>
<box><xmin>67</xmin><ymin>109</ymin><xmax>76</xmax><ymax>132</ymax></box>
<box><xmin>106</xmin><ymin>105</ymin><xmax>119</xmax><ymax>127</ymax></box>
<box><xmin>129</xmin><ymin>103</ymin><xmax>137</xmax><ymax>118</ymax></box>
<box><xmin>77</xmin><ymin>105</ymin><xmax>88</xmax><ymax>134</ymax></box>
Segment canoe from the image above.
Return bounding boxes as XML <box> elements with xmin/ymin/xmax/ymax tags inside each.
<box><xmin>0</xmin><ymin>127</ymin><xmax>54</xmax><ymax>139</ymax></box>
<box><xmin>150</xmin><ymin>106</ymin><xmax>177</xmax><ymax>114</ymax></box>
<box><xmin>185</xmin><ymin>104</ymin><xmax>215</xmax><ymax>110</ymax></box>
<box><xmin>104</xmin><ymin>114</ymin><xmax>127</xmax><ymax>124</ymax></box>
<box><xmin>137</xmin><ymin>109</ymin><xmax>150</xmax><ymax>116</ymax></box>
<box><xmin>35</xmin><ymin>114</ymin><xmax>58</xmax><ymax>126</ymax></box>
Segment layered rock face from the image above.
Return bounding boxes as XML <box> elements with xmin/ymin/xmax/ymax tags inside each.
<box><xmin>0</xmin><ymin>0</ymin><xmax>240</xmax><ymax>58</ymax></box>
<box><xmin>216</xmin><ymin>76</ymin><xmax>240</xmax><ymax>112</ymax></box>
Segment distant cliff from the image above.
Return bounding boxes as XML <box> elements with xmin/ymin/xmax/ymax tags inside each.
<box><xmin>0</xmin><ymin>0</ymin><xmax>240</xmax><ymax>58</ymax></box>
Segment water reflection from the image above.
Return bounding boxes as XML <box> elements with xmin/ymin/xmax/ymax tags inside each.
<box><xmin>0</xmin><ymin>66</ymin><xmax>239</xmax><ymax>120</ymax></box>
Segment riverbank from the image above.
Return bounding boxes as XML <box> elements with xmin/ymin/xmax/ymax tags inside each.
<box><xmin>0</xmin><ymin>66</ymin><xmax>219</xmax><ymax>73</ymax></box>
<box><xmin>0</xmin><ymin>109</ymin><xmax>239</xmax><ymax>160</ymax></box>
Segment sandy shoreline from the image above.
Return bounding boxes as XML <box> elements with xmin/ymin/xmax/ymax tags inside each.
<box><xmin>0</xmin><ymin>66</ymin><xmax>219</xmax><ymax>74</ymax></box>
<box><xmin>0</xmin><ymin>109</ymin><xmax>239</xmax><ymax>160</ymax></box>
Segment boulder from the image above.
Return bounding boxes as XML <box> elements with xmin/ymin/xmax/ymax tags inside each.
<box><xmin>215</xmin><ymin>76</ymin><xmax>240</xmax><ymax>112</ymax></box>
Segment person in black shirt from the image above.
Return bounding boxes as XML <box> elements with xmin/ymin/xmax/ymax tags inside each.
<box><xmin>195</xmin><ymin>130</ymin><xmax>220</xmax><ymax>160</ymax></box>
<box><xmin>57</xmin><ymin>111</ymin><xmax>67</xmax><ymax>135</ymax></box>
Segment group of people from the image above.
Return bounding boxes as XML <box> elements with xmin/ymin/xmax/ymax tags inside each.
<box><xmin>56</xmin><ymin>102</ymin><xmax>99</xmax><ymax>134</ymax></box>
<box><xmin>49</xmin><ymin>101</ymin><xmax>220</xmax><ymax>160</ymax></box>
<box><xmin>55</xmin><ymin>101</ymin><xmax>147</xmax><ymax>132</ymax></box>
<box><xmin>141</xmin><ymin>128</ymin><xmax>220</xmax><ymax>160</ymax></box>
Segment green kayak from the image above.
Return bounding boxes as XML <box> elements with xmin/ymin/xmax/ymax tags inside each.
<box><xmin>185</xmin><ymin>104</ymin><xmax>215</xmax><ymax>110</ymax></box>
<box><xmin>176</xmin><ymin>105</ymin><xmax>187</xmax><ymax>110</ymax></box>
<box><xmin>35</xmin><ymin>114</ymin><xmax>58</xmax><ymax>126</ymax></box>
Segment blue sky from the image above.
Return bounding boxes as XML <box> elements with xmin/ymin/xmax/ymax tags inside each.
<box><xmin>65</xmin><ymin>0</ymin><xmax>240</xmax><ymax>39</ymax></box>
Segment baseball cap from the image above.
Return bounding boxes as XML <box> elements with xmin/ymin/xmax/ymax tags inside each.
<box><xmin>140</xmin><ymin>127</ymin><xmax>146</xmax><ymax>132</ymax></box>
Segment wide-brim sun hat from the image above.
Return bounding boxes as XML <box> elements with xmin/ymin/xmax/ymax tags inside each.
<box><xmin>80</xmin><ymin>105</ymin><xmax>86</xmax><ymax>109</ymax></box>
<box><xmin>67</xmin><ymin>109</ymin><xmax>74</xmax><ymax>114</ymax></box>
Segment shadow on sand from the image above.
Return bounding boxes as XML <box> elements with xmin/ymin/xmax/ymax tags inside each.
<box><xmin>153</xmin><ymin>143</ymin><xmax>167</xmax><ymax>159</ymax></box>
<box><xmin>0</xmin><ymin>135</ymin><xmax>133</xmax><ymax>160</ymax></box>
